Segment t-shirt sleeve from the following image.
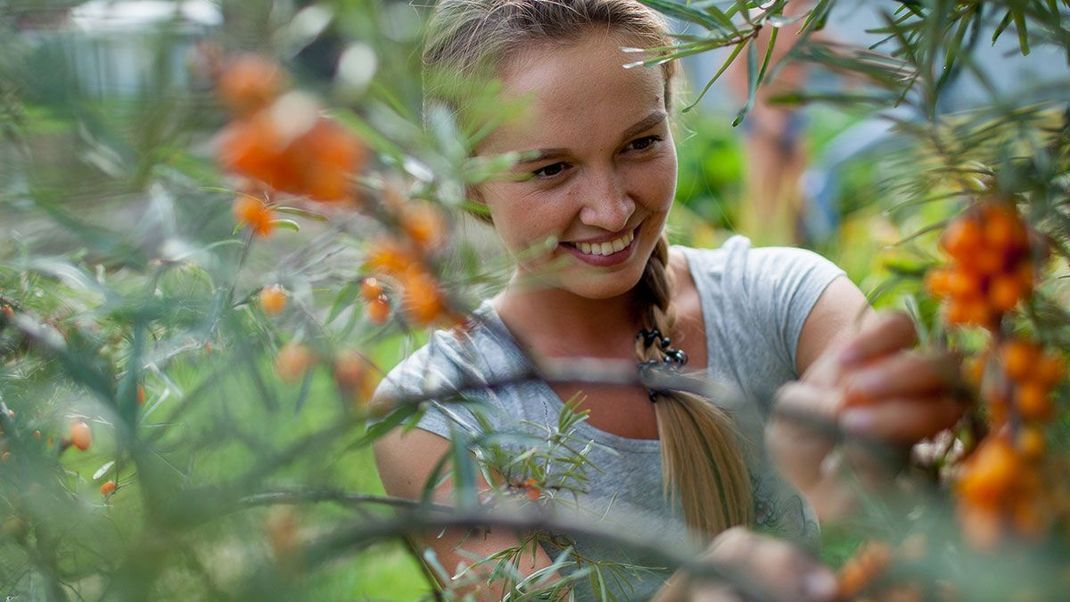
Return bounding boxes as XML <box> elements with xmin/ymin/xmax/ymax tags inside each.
<box><xmin>739</xmin><ymin>240</ymin><xmax>847</xmax><ymax>375</ymax></box>
<box><xmin>372</xmin><ymin>332</ymin><xmax>495</xmax><ymax>440</ymax></box>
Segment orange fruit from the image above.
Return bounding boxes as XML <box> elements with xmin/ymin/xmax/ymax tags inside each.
<box><xmin>988</xmin><ymin>274</ymin><xmax>1023</xmax><ymax>312</ymax></box>
<box><xmin>1017</xmin><ymin>425</ymin><xmax>1046</xmax><ymax>461</ymax></box>
<box><xmin>365</xmin><ymin>239</ymin><xmax>419</xmax><ymax>276</ymax></box>
<box><xmin>947</xmin><ymin>268</ymin><xmax>983</xmax><ymax>298</ymax></box>
<box><xmin>924</xmin><ymin>268</ymin><xmax>953</xmax><ymax>298</ymax></box>
<box><xmin>972</xmin><ymin>248</ymin><xmax>1006</xmax><ymax>275</ymax></box>
<box><xmin>982</xmin><ymin>203</ymin><xmax>1028</xmax><ymax>251</ymax></box>
<box><xmin>100</xmin><ymin>480</ymin><xmax>117</xmax><ymax>496</ymax></box>
<box><xmin>218</xmin><ymin>54</ymin><xmax>283</xmax><ymax>116</ymax></box>
<box><xmin>941</xmin><ymin>215</ymin><xmax>983</xmax><ymax>260</ymax></box>
<box><xmin>402</xmin><ymin>270</ymin><xmax>446</xmax><ymax>326</ymax></box>
<box><xmin>1016</xmin><ymin>382</ymin><xmax>1052</xmax><ymax>421</ymax></box>
<box><xmin>1033</xmin><ymin>353</ymin><xmax>1066</xmax><ymax>387</ymax></box>
<box><xmin>366</xmin><ymin>298</ymin><xmax>391</xmax><ymax>325</ymax></box>
<box><xmin>232</xmin><ymin>196</ymin><xmax>276</xmax><ymax>238</ymax></box>
<box><xmin>275</xmin><ymin>342</ymin><xmax>315</xmax><ymax>383</ymax></box>
<box><xmin>260</xmin><ymin>285</ymin><xmax>288</xmax><ymax>315</ymax></box>
<box><xmin>401</xmin><ymin>202</ymin><xmax>446</xmax><ymax>250</ymax></box>
<box><xmin>360</xmin><ymin>277</ymin><xmax>383</xmax><ymax>302</ymax></box>
<box><xmin>957</xmin><ymin>437</ymin><xmax>1020</xmax><ymax>506</ymax></box>
<box><xmin>137</xmin><ymin>384</ymin><xmax>146</xmax><ymax>406</ymax></box>
<box><xmin>1002</xmin><ymin>340</ymin><xmax>1040</xmax><ymax>381</ymax></box>
<box><xmin>297</xmin><ymin>119</ymin><xmax>365</xmax><ymax>203</ymax></box>
<box><xmin>69</xmin><ymin>421</ymin><xmax>92</xmax><ymax>452</ymax></box>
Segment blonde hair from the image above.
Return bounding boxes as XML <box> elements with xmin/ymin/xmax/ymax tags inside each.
<box><xmin>424</xmin><ymin>0</ymin><xmax>752</xmax><ymax>542</ymax></box>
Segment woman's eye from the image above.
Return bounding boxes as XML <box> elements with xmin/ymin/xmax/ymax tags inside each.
<box><xmin>532</xmin><ymin>162</ymin><xmax>569</xmax><ymax>179</ymax></box>
<box><xmin>626</xmin><ymin>135</ymin><xmax>662</xmax><ymax>152</ymax></box>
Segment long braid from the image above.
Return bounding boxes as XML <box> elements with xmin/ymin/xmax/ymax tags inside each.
<box><xmin>635</xmin><ymin>235</ymin><xmax>753</xmax><ymax>542</ymax></box>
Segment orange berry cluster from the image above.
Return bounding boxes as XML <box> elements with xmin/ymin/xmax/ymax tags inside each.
<box><xmin>926</xmin><ymin>201</ymin><xmax>1036</xmax><ymax>328</ymax></box>
<box><xmin>955</xmin><ymin>435</ymin><xmax>1051</xmax><ymax>550</ymax></box>
<box><xmin>837</xmin><ymin>540</ymin><xmax>893</xmax><ymax>599</ymax></box>
<box><xmin>991</xmin><ymin>338</ymin><xmax>1065</xmax><ymax>430</ymax></box>
<box><xmin>216</xmin><ymin>54</ymin><xmax>366</xmax><ymax>204</ymax></box>
<box><xmin>363</xmin><ymin>231</ymin><xmax>455</xmax><ymax>328</ymax></box>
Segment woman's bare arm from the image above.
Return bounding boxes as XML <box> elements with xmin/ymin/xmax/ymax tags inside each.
<box><xmin>373</xmin><ymin>427</ymin><xmax>559</xmax><ymax>601</ymax></box>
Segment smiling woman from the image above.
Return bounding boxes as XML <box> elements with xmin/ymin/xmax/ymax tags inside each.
<box><xmin>372</xmin><ymin>1</ymin><xmax>964</xmax><ymax>601</ymax></box>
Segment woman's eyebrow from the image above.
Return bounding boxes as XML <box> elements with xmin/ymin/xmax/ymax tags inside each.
<box><xmin>618</xmin><ymin>110</ymin><xmax>667</xmax><ymax>143</ymax></box>
<box><xmin>514</xmin><ymin>110</ymin><xmax>668</xmax><ymax>165</ymax></box>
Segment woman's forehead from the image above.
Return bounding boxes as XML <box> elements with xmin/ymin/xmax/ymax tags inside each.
<box><xmin>478</xmin><ymin>32</ymin><xmax>667</xmax><ymax>155</ymax></box>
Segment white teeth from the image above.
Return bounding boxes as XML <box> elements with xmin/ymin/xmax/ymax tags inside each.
<box><xmin>570</xmin><ymin>231</ymin><xmax>634</xmax><ymax>256</ymax></box>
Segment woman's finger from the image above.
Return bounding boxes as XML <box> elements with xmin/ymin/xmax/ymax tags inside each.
<box><xmin>841</xmin><ymin>350</ymin><xmax>960</xmax><ymax>405</ymax></box>
<box><xmin>838</xmin><ymin>312</ymin><xmax>918</xmax><ymax>368</ymax></box>
<box><xmin>840</xmin><ymin>395</ymin><xmax>967</xmax><ymax>442</ymax></box>
<box><xmin>697</xmin><ymin>527</ymin><xmax>839</xmax><ymax>602</ymax></box>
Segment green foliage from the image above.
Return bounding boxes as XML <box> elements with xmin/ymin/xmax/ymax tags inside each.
<box><xmin>2</xmin><ymin>0</ymin><xmax>1070</xmax><ymax>600</ymax></box>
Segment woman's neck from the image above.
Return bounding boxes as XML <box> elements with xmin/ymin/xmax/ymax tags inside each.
<box><xmin>493</xmin><ymin>275</ymin><xmax>642</xmax><ymax>359</ymax></box>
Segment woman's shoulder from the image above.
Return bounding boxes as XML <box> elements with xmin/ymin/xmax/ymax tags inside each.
<box><xmin>674</xmin><ymin>235</ymin><xmax>840</xmax><ymax>282</ymax></box>
<box><xmin>374</xmin><ymin>303</ymin><xmax>524</xmax><ymax>402</ymax></box>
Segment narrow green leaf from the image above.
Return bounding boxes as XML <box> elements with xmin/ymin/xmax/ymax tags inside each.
<box><xmin>270</xmin><ymin>219</ymin><xmax>300</xmax><ymax>232</ymax></box>
<box><xmin>1012</xmin><ymin>8</ymin><xmax>1030</xmax><ymax>55</ymax></box>
<box><xmin>275</xmin><ymin>206</ymin><xmax>328</xmax><ymax>222</ymax></box>
<box><xmin>328</xmin><ymin>281</ymin><xmax>360</xmax><ymax>324</ymax></box>
<box><xmin>682</xmin><ymin>39</ymin><xmax>747</xmax><ymax>113</ymax></box>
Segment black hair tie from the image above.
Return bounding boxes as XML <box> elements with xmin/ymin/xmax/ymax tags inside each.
<box><xmin>636</xmin><ymin>327</ymin><xmax>688</xmax><ymax>402</ymax></box>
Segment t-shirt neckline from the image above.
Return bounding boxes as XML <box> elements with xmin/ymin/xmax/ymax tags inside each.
<box><xmin>473</xmin><ymin>245</ymin><xmax>712</xmax><ymax>452</ymax></box>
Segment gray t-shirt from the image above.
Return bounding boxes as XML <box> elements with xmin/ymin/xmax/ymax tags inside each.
<box><xmin>375</xmin><ymin>236</ymin><xmax>845</xmax><ymax>601</ymax></box>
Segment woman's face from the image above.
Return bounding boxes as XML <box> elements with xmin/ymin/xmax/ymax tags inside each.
<box><xmin>476</xmin><ymin>30</ymin><xmax>677</xmax><ymax>300</ymax></box>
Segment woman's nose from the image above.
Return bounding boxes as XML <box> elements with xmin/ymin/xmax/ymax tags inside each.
<box><xmin>578</xmin><ymin>168</ymin><xmax>636</xmax><ymax>232</ymax></box>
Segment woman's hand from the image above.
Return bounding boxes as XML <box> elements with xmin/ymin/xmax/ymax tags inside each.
<box><xmin>767</xmin><ymin>312</ymin><xmax>966</xmax><ymax>518</ymax></box>
<box><xmin>655</xmin><ymin>527</ymin><xmax>838</xmax><ymax>602</ymax></box>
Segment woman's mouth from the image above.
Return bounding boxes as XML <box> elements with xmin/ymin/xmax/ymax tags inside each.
<box><xmin>560</xmin><ymin>227</ymin><xmax>639</xmax><ymax>267</ymax></box>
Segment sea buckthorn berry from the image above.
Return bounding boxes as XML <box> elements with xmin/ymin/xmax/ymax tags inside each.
<box><xmin>401</xmin><ymin>202</ymin><xmax>446</xmax><ymax>251</ymax></box>
<box><xmin>988</xmin><ymin>273</ymin><xmax>1025</xmax><ymax>312</ymax></box>
<box><xmin>836</xmin><ymin>540</ymin><xmax>892</xmax><ymax>599</ymax></box>
<box><xmin>1033</xmin><ymin>353</ymin><xmax>1066</xmax><ymax>387</ymax></box>
<box><xmin>366</xmin><ymin>297</ymin><xmax>391</xmax><ymax>325</ymax></box>
<box><xmin>69</xmin><ymin>421</ymin><xmax>92</xmax><ymax>452</ymax></box>
<box><xmin>233</xmin><ymin>196</ymin><xmax>276</xmax><ymax>238</ymax></box>
<box><xmin>218</xmin><ymin>54</ymin><xmax>284</xmax><ymax>116</ymax></box>
<box><xmin>275</xmin><ymin>342</ymin><xmax>315</xmax><ymax>383</ymax></box>
<box><xmin>972</xmin><ymin>248</ymin><xmax>1006</xmax><ymax>275</ymax></box>
<box><xmin>365</xmin><ymin>239</ymin><xmax>419</xmax><ymax>277</ymax></box>
<box><xmin>1017</xmin><ymin>425</ymin><xmax>1046</xmax><ymax>461</ymax></box>
<box><xmin>941</xmin><ymin>216</ymin><xmax>983</xmax><ymax>260</ymax></box>
<box><xmin>360</xmin><ymin>277</ymin><xmax>383</xmax><ymax>302</ymax></box>
<box><xmin>260</xmin><ymin>285</ymin><xmax>288</xmax><ymax>315</ymax></box>
<box><xmin>957</xmin><ymin>437</ymin><xmax>1020</xmax><ymax>506</ymax></box>
<box><xmin>100</xmin><ymin>480</ymin><xmax>117</xmax><ymax>497</ymax></box>
<box><xmin>924</xmin><ymin>268</ymin><xmax>954</xmax><ymax>298</ymax></box>
<box><xmin>947</xmin><ymin>268</ymin><xmax>983</xmax><ymax>298</ymax></box>
<box><xmin>982</xmin><ymin>203</ymin><xmax>1027</xmax><ymax>249</ymax></box>
<box><xmin>1016</xmin><ymin>382</ymin><xmax>1052</xmax><ymax>422</ymax></box>
<box><xmin>521</xmin><ymin>477</ymin><xmax>541</xmax><ymax>502</ymax></box>
<box><xmin>1002</xmin><ymin>340</ymin><xmax>1039</xmax><ymax>382</ymax></box>
<box><xmin>401</xmin><ymin>270</ymin><xmax>446</xmax><ymax>326</ymax></box>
